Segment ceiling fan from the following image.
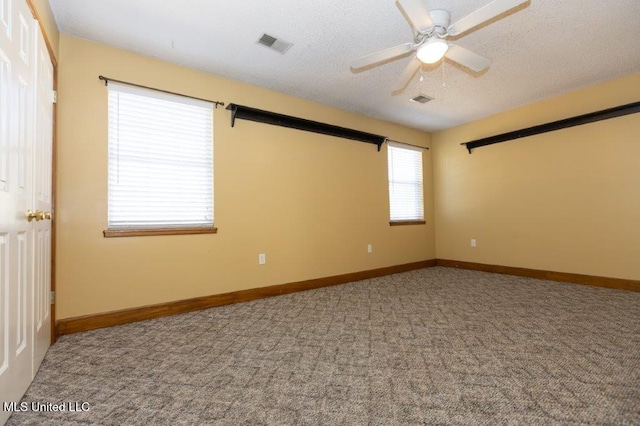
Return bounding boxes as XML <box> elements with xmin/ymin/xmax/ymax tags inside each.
<box><xmin>351</xmin><ymin>0</ymin><xmax>528</xmax><ymax>91</ymax></box>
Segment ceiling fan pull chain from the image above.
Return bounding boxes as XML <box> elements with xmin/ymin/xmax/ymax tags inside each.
<box><xmin>442</xmin><ymin>56</ymin><xmax>446</xmax><ymax>87</ymax></box>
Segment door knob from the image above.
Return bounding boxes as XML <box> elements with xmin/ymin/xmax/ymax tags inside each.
<box><xmin>26</xmin><ymin>210</ymin><xmax>40</xmax><ymax>222</ymax></box>
<box><xmin>26</xmin><ymin>210</ymin><xmax>51</xmax><ymax>221</ymax></box>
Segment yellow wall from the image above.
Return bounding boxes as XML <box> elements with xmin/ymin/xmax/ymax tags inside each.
<box><xmin>55</xmin><ymin>35</ymin><xmax>434</xmax><ymax>320</ymax></box>
<box><xmin>432</xmin><ymin>73</ymin><xmax>640</xmax><ymax>280</ymax></box>
<box><xmin>30</xmin><ymin>0</ymin><xmax>59</xmax><ymax>60</ymax></box>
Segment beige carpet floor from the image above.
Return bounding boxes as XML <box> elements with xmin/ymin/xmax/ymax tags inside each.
<box><xmin>6</xmin><ymin>267</ymin><xmax>640</xmax><ymax>425</ymax></box>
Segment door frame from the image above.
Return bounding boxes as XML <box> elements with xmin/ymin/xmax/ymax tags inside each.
<box><xmin>25</xmin><ymin>0</ymin><xmax>57</xmax><ymax>344</ymax></box>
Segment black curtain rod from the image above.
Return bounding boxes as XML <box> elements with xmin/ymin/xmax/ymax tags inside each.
<box><xmin>98</xmin><ymin>75</ymin><xmax>225</xmax><ymax>108</ymax></box>
<box><xmin>461</xmin><ymin>100</ymin><xmax>640</xmax><ymax>153</ymax></box>
<box><xmin>386</xmin><ymin>139</ymin><xmax>429</xmax><ymax>150</ymax></box>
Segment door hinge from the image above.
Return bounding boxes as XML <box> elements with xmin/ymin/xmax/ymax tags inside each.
<box><xmin>50</xmin><ymin>291</ymin><xmax>55</xmax><ymax>305</ymax></box>
<box><xmin>52</xmin><ymin>90</ymin><xmax>57</xmax><ymax>104</ymax></box>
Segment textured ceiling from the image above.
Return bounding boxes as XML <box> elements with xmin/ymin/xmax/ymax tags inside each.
<box><xmin>49</xmin><ymin>0</ymin><xmax>640</xmax><ymax>132</ymax></box>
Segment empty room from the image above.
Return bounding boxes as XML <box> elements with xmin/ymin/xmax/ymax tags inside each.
<box><xmin>1</xmin><ymin>0</ymin><xmax>639</xmax><ymax>424</ymax></box>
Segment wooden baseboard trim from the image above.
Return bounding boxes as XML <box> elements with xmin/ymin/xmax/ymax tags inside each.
<box><xmin>56</xmin><ymin>259</ymin><xmax>437</xmax><ymax>336</ymax></box>
<box><xmin>436</xmin><ymin>259</ymin><xmax>640</xmax><ymax>292</ymax></box>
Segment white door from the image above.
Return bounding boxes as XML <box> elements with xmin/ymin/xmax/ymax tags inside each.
<box><xmin>0</xmin><ymin>0</ymin><xmax>51</xmax><ymax>423</ymax></box>
<box><xmin>0</xmin><ymin>0</ymin><xmax>36</xmax><ymax>420</ymax></box>
<box><xmin>32</xmin><ymin>24</ymin><xmax>52</xmax><ymax>372</ymax></box>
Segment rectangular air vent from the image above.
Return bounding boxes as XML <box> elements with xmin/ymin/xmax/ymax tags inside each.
<box><xmin>257</xmin><ymin>33</ymin><xmax>293</xmax><ymax>54</ymax></box>
<box><xmin>410</xmin><ymin>94</ymin><xmax>433</xmax><ymax>104</ymax></box>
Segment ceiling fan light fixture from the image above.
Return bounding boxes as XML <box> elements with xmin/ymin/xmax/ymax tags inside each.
<box><xmin>416</xmin><ymin>38</ymin><xmax>448</xmax><ymax>64</ymax></box>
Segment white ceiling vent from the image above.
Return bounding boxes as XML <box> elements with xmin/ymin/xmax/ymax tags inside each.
<box><xmin>257</xmin><ymin>33</ymin><xmax>293</xmax><ymax>54</ymax></box>
<box><xmin>410</xmin><ymin>94</ymin><xmax>433</xmax><ymax>104</ymax></box>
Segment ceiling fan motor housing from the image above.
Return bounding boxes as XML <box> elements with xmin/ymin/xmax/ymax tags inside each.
<box><xmin>428</xmin><ymin>9</ymin><xmax>451</xmax><ymax>35</ymax></box>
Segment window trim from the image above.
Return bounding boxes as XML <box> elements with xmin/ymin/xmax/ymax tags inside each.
<box><xmin>103</xmin><ymin>227</ymin><xmax>217</xmax><ymax>238</ymax></box>
<box><xmin>389</xmin><ymin>220</ymin><xmax>426</xmax><ymax>226</ymax></box>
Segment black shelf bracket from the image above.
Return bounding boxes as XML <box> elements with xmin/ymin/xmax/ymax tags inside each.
<box><xmin>461</xmin><ymin>101</ymin><xmax>640</xmax><ymax>153</ymax></box>
<box><xmin>226</xmin><ymin>103</ymin><xmax>387</xmax><ymax>151</ymax></box>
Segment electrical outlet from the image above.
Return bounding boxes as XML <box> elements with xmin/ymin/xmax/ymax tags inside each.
<box><xmin>259</xmin><ymin>253</ymin><xmax>266</xmax><ymax>264</ymax></box>
<box><xmin>470</xmin><ymin>239</ymin><xmax>477</xmax><ymax>248</ymax></box>
<box><xmin>367</xmin><ymin>244</ymin><xmax>373</xmax><ymax>253</ymax></box>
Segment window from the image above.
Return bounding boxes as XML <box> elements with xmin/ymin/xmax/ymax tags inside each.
<box><xmin>105</xmin><ymin>82</ymin><xmax>214</xmax><ymax>237</ymax></box>
<box><xmin>387</xmin><ymin>142</ymin><xmax>425</xmax><ymax>224</ymax></box>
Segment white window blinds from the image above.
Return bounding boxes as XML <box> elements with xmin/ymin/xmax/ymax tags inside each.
<box><xmin>107</xmin><ymin>82</ymin><xmax>214</xmax><ymax>229</ymax></box>
<box><xmin>387</xmin><ymin>142</ymin><xmax>424</xmax><ymax>221</ymax></box>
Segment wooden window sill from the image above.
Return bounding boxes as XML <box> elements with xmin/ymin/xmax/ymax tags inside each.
<box><xmin>103</xmin><ymin>227</ymin><xmax>218</xmax><ymax>238</ymax></box>
<box><xmin>389</xmin><ymin>220</ymin><xmax>426</xmax><ymax>226</ymax></box>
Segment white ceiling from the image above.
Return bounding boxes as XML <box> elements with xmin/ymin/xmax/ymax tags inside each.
<box><xmin>49</xmin><ymin>0</ymin><xmax>640</xmax><ymax>132</ymax></box>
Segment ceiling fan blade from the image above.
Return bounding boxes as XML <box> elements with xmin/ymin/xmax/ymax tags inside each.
<box><xmin>396</xmin><ymin>0</ymin><xmax>434</xmax><ymax>33</ymax></box>
<box><xmin>448</xmin><ymin>0</ymin><xmax>528</xmax><ymax>36</ymax></box>
<box><xmin>351</xmin><ymin>43</ymin><xmax>415</xmax><ymax>70</ymax></box>
<box><xmin>395</xmin><ymin>57</ymin><xmax>421</xmax><ymax>91</ymax></box>
<box><xmin>445</xmin><ymin>44</ymin><xmax>491</xmax><ymax>72</ymax></box>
